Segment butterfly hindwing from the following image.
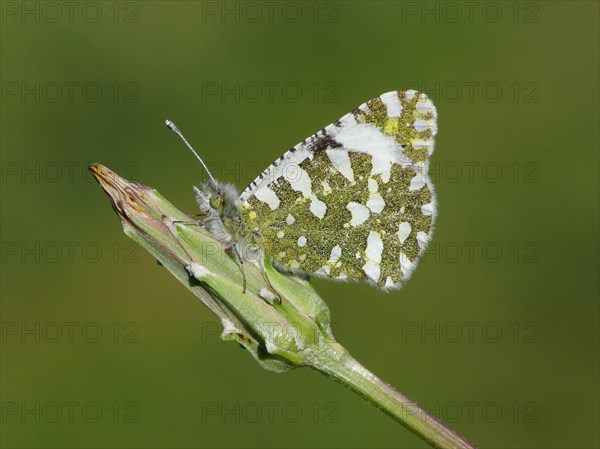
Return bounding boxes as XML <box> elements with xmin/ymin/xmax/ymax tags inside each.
<box><xmin>239</xmin><ymin>90</ymin><xmax>437</xmax><ymax>289</ymax></box>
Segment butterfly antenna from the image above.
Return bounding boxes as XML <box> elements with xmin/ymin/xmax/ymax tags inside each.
<box><xmin>165</xmin><ymin>119</ymin><xmax>217</xmax><ymax>184</ymax></box>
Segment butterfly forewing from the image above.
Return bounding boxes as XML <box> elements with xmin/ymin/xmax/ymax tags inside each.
<box><xmin>239</xmin><ymin>90</ymin><xmax>437</xmax><ymax>289</ymax></box>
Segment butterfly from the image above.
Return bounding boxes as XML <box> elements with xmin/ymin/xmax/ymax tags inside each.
<box><xmin>167</xmin><ymin>90</ymin><xmax>437</xmax><ymax>292</ymax></box>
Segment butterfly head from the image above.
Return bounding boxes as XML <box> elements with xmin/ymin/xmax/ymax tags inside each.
<box><xmin>194</xmin><ymin>180</ymin><xmax>242</xmax><ymax>241</ymax></box>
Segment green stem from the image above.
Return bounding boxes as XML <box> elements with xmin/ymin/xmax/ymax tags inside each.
<box><xmin>307</xmin><ymin>342</ymin><xmax>476</xmax><ymax>449</ymax></box>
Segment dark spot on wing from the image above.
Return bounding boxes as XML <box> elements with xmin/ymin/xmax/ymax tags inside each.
<box><xmin>310</xmin><ymin>134</ymin><xmax>343</xmax><ymax>153</ymax></box>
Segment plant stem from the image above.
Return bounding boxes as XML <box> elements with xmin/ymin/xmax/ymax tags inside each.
<box><xmin>307</xmin><ymin>342</ymin><xmax>477</xmax><ymax>449</ymax></box>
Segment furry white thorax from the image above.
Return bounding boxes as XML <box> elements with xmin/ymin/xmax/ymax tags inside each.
<box><xmin>194</xmin><ymin>180</ymin><xmax>265</xmax><ymax>267</ymax></box>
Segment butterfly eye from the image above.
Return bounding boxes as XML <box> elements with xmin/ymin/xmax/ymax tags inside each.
<box><xmin>209</xmin><ymin>194</ymin><xmax>222</xmax><ymax>209</ymax></box>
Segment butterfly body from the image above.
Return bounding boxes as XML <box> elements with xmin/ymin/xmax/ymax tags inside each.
<box><xmin>192</xmin><ymin>90</ymin><xmax>437</xmax><ymax>291</ymax></box>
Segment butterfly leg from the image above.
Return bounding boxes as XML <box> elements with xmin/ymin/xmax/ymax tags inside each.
<box><xmin>258</xmin><ymin>257</ymin><xmax>283</xmax><ymax>305</ymax></box>
<box><xmin>171</xmin><ymin>219</ymin><xmax>203</xmax><ymax>226</ymax></box>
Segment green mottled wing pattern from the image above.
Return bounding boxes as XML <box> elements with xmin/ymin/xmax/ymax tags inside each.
<box><xmin>239</xmin><ymin>91</ymin><xmax>437</xmax><ymax>289</ymax></box>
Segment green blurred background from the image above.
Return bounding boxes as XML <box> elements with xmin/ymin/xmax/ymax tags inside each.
<box><xmin>1</xmin><ymin>1</ymin><xmax>598</xmax><ymax>448</ymax></box>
